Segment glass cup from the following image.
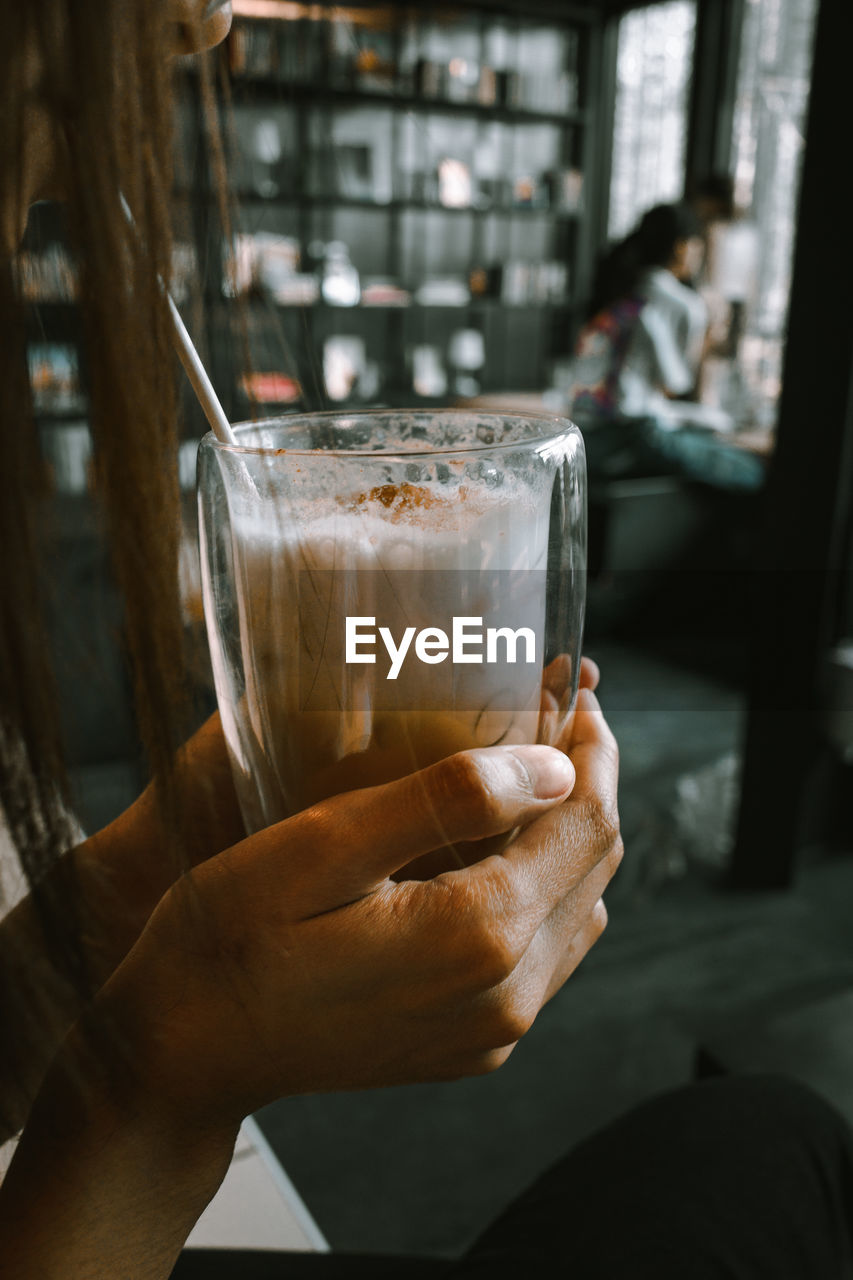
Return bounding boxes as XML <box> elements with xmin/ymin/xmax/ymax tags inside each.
<box><xmin>198</xmin><ymin>411</ymin><xmax>586</xmax><ymax>842</ymax></box>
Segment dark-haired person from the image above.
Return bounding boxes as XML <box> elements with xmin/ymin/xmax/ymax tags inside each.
<box><xmin>0</xmin><ymin>5</ymin><xmax>850</xmax><ymax>1278</ymax></box>
<box><xmin>571</xmin><ymin>203</ymin><xmax>717</xmax><ymax>427</ymax></box>
<box><xmin>570</xmin><ymin>202</ymin><xmax>763</xmax><ymax>487</ymax></box>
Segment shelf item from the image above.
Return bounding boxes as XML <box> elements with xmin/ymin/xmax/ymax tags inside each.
<box><xmin>412</xmin><ymin>344</ymin><xmax>448</xmax><ymax>398</ymax></box>
<box><xmin>360</xmin><ymin>280</ymin><xmax>411</xmax><ymax>307</ymax></box>
<box><xmin>438</xmin><ymin>158</ymin><xmax>473</xmax><ymax>210</ymax></box>
<box><xmin>499</xmin><ymin>260</ymin><xmax>569</xmax><ymax>306</ymax></box>
<box><xmin>226</xmin><ymin>9</ymin><xmax>584</xmax><ymax>121</ymax></box>
<box><xmin>21</xmin><ymin>241</ymin><xmax>199</xmax><ymax>306</ymax></box>
<box><xmin>224</xmin><ymin>232</ymin><xmax>319</xmax><ymax>304</ymax></box>
<box><xmin>240</xmin><ymin>370</ymin><xmax>303</xmax><ymax>406</ymax></box>
<box><xmin>319</xmin><ymin>240</ymin><xmax>361</xmax><ymax>307</ymax></box>
<box><xmin>39</xmin><ymin>421</ymin><xmax>92</xmax><ymax>495</ymax></box>
<box><xmin>18</xmin><ymin>245</ymin><xmax>78</xmax><ymax>303</ymax></box>
<box><xmin>323</xmin><ymin>335</ymin><xmax>368</xmax><ymax>402</ymax></box>
<box><xmin>28</xmin><ymin>343</ymin><xmax>86</xmax><ymax>415</ymax></box>
<box><xmin>544</xmin><ymin>168</ymin><xmax>585</xmax><ymax>215</ymax></box>
<box><xmin>448</xmin><ymin>328</ymin><xmax>486</xmax><ymax>371</ymax></box>
<box><xmin>414</xmin><ymin>279</ymin><xmax>471</xmax><ymax>308</ymax></box>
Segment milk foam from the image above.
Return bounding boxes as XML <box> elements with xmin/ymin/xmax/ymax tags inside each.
<box><xmin>214</xmin><ymin>481</ymin><xmax>551</xmax><ymax>831</ymax></box>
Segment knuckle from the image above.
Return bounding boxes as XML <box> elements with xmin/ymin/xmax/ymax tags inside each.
<box><xmin>597</xmin><ymin>725</ymin><xmax>620</xmax><ymax>771</ymax></box>
<box><xmin>490</xmin><ymin>993</ymin><xmax>536</xmax><ymax>1046</ymax></box>
<box><xmin>429</xmin><ymin>1040</ymin><xmax>516</xmax><ymax>1083</ymax></box>
<box><xmin>467</xmin><ymin>1044</ymin><xmax>516</xmax><ymax>1077</ymax></box>
<box><xmin>598</xmin><ymin>804</ymin><xmax>623</xmax><ymax>852</ymax></box>
<box><xmin>289</xmin><ymin>799</ymin><xmax>340</xmax><ymax>860</ymax></box>
<box><xmin>578</xmin><ymin>796</ymin><xmax>622</xmax><ymax>861</ymax></box>
<box><xmin>468</xmin><ymin>917</ymin><xmax>523</xmax><ymax>988</ymax></box>
<box><xmin>419</xmin><ymin>877</ymin><xmax>471</xmax><ymax>950</ymax></box>
<box><xmin>295</xmin><ymin>793</ymin><xmax>338</xmax><ymax>844</ymax></box>
<box><xmin>431</xmin><ymin>752</ymin><xmax>503</xmax><ymax>835</ymax></box>
<box><xmin>425</xmin><ymin>879</ymin><xmax>518</xmax><ymax>985</ymax></box>
<box><xmin>433</xmin><ymin>867</ymin><xmax>529</xmax><ymax>988</ymax></box>
<box><xmin>603</xmin><ymin>835</ymin><xmax>624</xmax><ymax>878</ymax></box>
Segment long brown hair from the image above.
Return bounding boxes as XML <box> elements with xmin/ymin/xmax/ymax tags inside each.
<box><xmin>0</xmin><ymin>1</ymin><xmax>201</xmax><ymax>986</ymax></box>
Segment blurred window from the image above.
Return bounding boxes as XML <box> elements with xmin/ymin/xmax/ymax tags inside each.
<box><xmin>731</xmin><ymin>0</ymin><xmax>818</xmax><ymax>425</ymax></box>
<box><xmin>608</xmin><ymin>1</ymin><xmax>697</xmax><ymax>239</ymax></box>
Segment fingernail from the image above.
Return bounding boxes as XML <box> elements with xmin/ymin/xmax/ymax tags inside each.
<box><xmin>511</xmin><ymin>746</ymin><xmax>575</xmax><ymax>799</ymax></box>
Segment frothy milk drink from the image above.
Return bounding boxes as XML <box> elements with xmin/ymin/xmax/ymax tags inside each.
<box><xmin>213</xmin><ymin>479</ymin><xmax>551</xmax><ymax>833</ymax></box>
<box><xmin>198</xmin><ymin>412</ymin><xmax>586</xmax><ymax>851</ymax></box>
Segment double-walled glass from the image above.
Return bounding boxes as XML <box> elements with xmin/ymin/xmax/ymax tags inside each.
<box><xmin>198</xmin><ymin>411</ymin><xmax>586</xmax><ymax>836</ymax></box>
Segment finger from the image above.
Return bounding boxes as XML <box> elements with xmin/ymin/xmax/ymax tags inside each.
<box><xmin>542</xmin><ymin>654</ymin><xmax>599</xmax><ymax>700</ymax></box>
<box><xmin>499</xmin><ymin>690</ymin><xmax>620</xmax><ymax>890</ymax></box>
<box><xmin>539</xmin><ymin>654</ymin><xmax>598</xmax><ymax>748</ymax></box>
<box><xmin>578</xmin><ymin>656</ymin><xmax>600</xmax><ymax>691</ymax></box>
<box><xmin>455</xmin><ymin>891</ymin><xmax>611</xmax><ymax>1059</ymax></box>
<box><xmin>563</xmin><ymin>688</ymin><xmax>619</xmax><ymax>814</ymax></box>
<box><xmin>477</xmin><ymin>887</ymin><xmax>611</xmax><ymax>1048</ymax></box>
<box><xmin>534</xmin><ymin>840</ymin><xmax>619</xmax><ymax>1002</ymax></box>
<box><xmin>420</xmin><ymin>685</ymin><xmax>619</xmax><ymax>944</ymax></box>
<box><xmin>440</xmin><ymin>773</ymin><xmax>621</xmax><ymax>983</ymax></box>
<box><xmin>537</xmin><ymin>686</ymin><xmax>561</xmax><ymax>748</ymax></box>
<box><xmin>541</xmin><ymin>897</ymin><xmax>609</xmax><ymax>1002</ymax></box>
<box><xmin>235</xmin><ymin>743</ymin><xmax>577</xmax><ymax>910</ymax></box>
<box><xmin>537</xmin><ymin>830</ymin><xmax>620</xmax><ymax>953</ymax></box>
<box><xmin>542</xmin><ymin>653</ymin><xmax>574</xmax><ymax>699</ymax></box>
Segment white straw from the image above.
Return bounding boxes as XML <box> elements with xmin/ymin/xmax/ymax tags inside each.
<box><xmin>119</xmin><ymin>192</ymin><xmax>236</xmax><ymax>447</ymax></box>
<box><xmin>166</xmin><ymin>293</ymin><xmax>237</xmax><ymax>446</ymax></box>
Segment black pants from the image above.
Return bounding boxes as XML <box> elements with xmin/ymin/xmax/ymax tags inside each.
<box><xmin>172</xmin><ymin>1076</ymin><xmax>853</xmax><ymax>1279</ymax></box>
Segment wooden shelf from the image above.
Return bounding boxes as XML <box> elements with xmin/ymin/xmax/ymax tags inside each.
<box><xmin>232</xmin><ymin>298</ymin><xmax>576</xmax><ymax>315</ymax></box>
<box><xmin>229</xmin><ymin>77</ymin><xmax>587</xmax><ymax>128</ymax></box>
<box><xmin>226</xmin><ymin>190</ymin><xmax>580</xmax><ymax>219</ymax></box>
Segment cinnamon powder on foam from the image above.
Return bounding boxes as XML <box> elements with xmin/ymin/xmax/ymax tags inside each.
<box><xmin>340</xmin><ymin>482</ymin><xmax>476</xmax><ymax>524</ymax></box>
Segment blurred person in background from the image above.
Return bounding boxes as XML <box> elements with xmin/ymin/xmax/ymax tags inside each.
<box><xmin>688</xmin><ymin>173</ymin><xmax>760</xmax><ymax>418</ymax></box>
<box><xmin>570</xmin><ymin>202</ymin><xmax>761</xmax><ymax>488</ymax></box>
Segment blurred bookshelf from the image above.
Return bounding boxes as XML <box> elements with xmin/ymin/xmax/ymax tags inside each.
<box><xmin>21</xmin><ymin>2</ymin><xmax>607</xmax><ymax>465</ymax></box>
<box><xmin>183</xmin><ymin>0</ymin><xmax>602</xmax><ymax>421</ymax></box>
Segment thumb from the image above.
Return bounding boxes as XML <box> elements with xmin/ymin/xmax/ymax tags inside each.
<box><xmin>230</xmin><ymin>744</ymin><xmax>576</xmax><ymax>915</ymax></box>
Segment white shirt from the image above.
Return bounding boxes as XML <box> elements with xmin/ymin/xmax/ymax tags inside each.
<box><xmin>570</xmin><ymin>267</ymin><xmax>709</xmax><ymax>422</ymax></box>
<box><xmin>618</xmin><ymin>268</ymin><xmax>708</xmax><ymax>417</ymax></box>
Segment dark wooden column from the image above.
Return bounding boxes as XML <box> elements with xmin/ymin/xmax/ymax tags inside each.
<box><xmin>728</xmin><ymin>0</ymin><xmax>853</xmax><ymax>888</ymax></box>
<box><xmin>684</xmin><ymin>0</ymin><xmax>745</xmax><ymax>186</ymax></box>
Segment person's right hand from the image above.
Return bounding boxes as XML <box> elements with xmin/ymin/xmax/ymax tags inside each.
<box><xmin>102</xmin><ymin>686</ymin><xmax>621</xmax><ymax>1128</ymax></box>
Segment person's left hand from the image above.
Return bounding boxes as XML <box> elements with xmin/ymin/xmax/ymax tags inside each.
<box><xmin>75</xmin><ymin>712</ymin><xmax>245</xmax><ymax>986</ymax></box>
<box><xmin>78</xmin><ymin>656</ymin><xmax>602</xmax><ymax>980</ymax></box>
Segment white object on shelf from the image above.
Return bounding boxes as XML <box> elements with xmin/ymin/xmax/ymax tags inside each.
<box><xmin>414</xmin><ymin>278</ymin><xmax>470</xmax><ymax>307</ymax></box>
<box><xmin>412</xmin><ymin>344</ymin><xmax>448</xmax><ymax>397</ymax></box>
<box><xmin>321</xmin><ymin>242</ymin><xmax>361</xmax><ymax>308</ymax></box>
<box><xmin>40</xmin><ymin>422</ymin><xmax>92</xmax><ymax>494</ymax></box>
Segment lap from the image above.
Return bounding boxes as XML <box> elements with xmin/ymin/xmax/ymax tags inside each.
<box><xmin>451</xmin><ymin>1074</ymin><xmax>853</xmax><ymax>1278</ymax></box>
<box><xmin>172</xmin><ymin>1076</ymin><xmax>853</xmax><ymax>1280</ymax></box>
